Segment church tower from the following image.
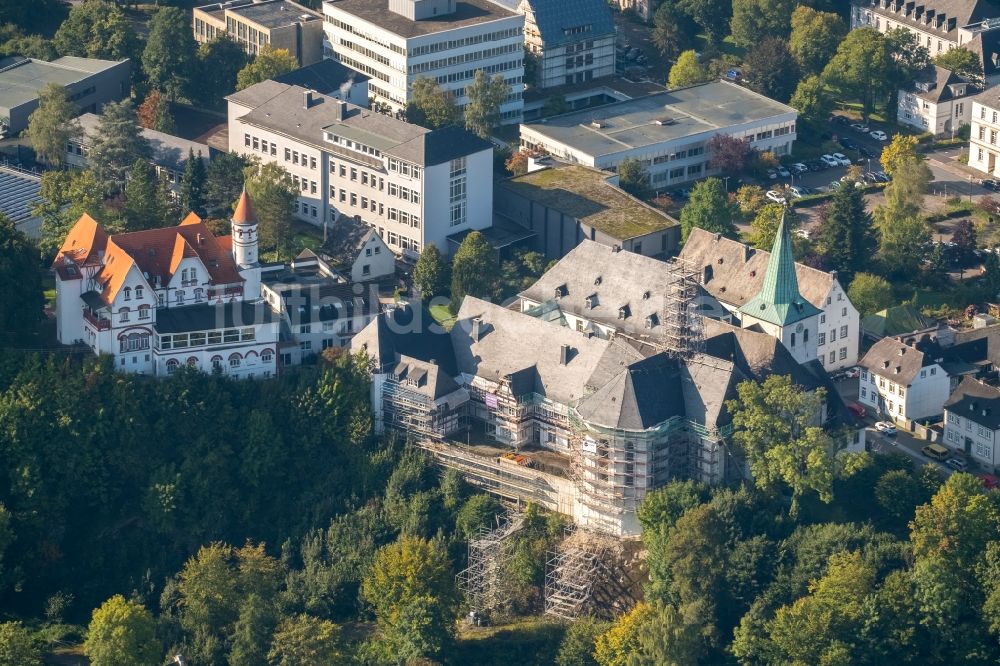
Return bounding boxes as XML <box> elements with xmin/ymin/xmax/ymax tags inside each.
<box><xmin>232</xmin><ymin>190</ymin><xmax>261</xmax><ymax>299</ymax></box>
<box><xmin>738</xmin><ymin>212</ymin><xmax>821</xmax><ymax>364</ymax></box>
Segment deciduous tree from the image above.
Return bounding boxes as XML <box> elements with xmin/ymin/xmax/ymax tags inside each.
<box><xmin>617</xmin><ymin>157</ymin><xmax>650</xmax><ymax>198</ymax></box>
<box><xmin>652</xmin><ymin>2</ymin><xmax>697</xmax><ymax>62</ymax></box>
<box><xmin>450</xmin><ymin>230</ymin><xmax>495</xmax><ymax>310</ymax></box>
<box><xmin>136</xmin><ymin>89</ymin><xmax>174</xmax><ymax>133</ymax></box>
<box><xmin>268</xmin><ymin>614</ymin><xmax>348</xmax><ymax>666</ymax></box>
<box><xmin>464</xmin><ymin>70</ymin><xmax>509</xmax><ymax>139</ymax></box>
<box><xmin>678</xmin><ymin>0</ymin><xmax>731</xmax><ymax>46</ymax></box>
<box><xmin>847</xmin><ymin>273</ymin><xmax>893</xmax><ymax>317</ymax></box>
<box><xmin>789</xmin><ymin>75</ymin><xmax>832</xmax><ymax>134</ymax></box>
<box><xmin>680</xmin><ymin>177</ymin><xmax>737</xmax><ymax>241</ymax></box>
<box><xmin>789</xmin><ymin>6</ymin><xmax>847</xmax><ymax>75</ymax></box>
<box><xmin>142</xmin><ymin>7</ymin><xmax>197</xmax><ymax>100</ymax></box>
<box><xmin>748</xmin><ymin>204</ymin><xmax>797</xmax><ymax>251</ymax></box>
<box><xmin>0</xmin><ymin>621</ymin><xmax>41</xmax><ymax>666</ymax></box>
<box><xmin>34</xmin><ymin>169</ymin><xmax>108</xmax><ymax>255</ymax></box>
<box><xmin>54</xmin><ymin>0</ymin><xmax>139</xmax><ymax>62</ymax></box>
<box><xmin>236</xmin><ymin>46</ymin><xmax>298</xmax><ymax>91</ymax></box>
<box><xmin>708</xmin><ymin>134</ymin><xmax>754</xmax><ymax>176</ymax></box>
<box><xmin>935</xmin><ymin>47</ymin><xmax>983</xmax><ymax>84</ymax></box>
<box><xmin>244</xmin><ymin>160</ymin><xmax>296</xmax><ymax>257</ymax></box>
<box><xmin>84</xmin><ymin>595</ymin><xmax>161</xmax><ymax>666</ymax></box>
<box><xmin>822</xmin><ymin>27</ymin><xmax>891</xmax><ymax>120</ymax></box>
<box><xmin>556</xmin><ymin>616</ymin><xmax>607</xmax><ymax>666</ymax></box>
<box><xmin>196</xmin><ymin>37</ymin><xmax>247</xmax><ymax>108</ymax></box>
<box><xmin>743</xmin><ymin>37</ymin><xmax>799</xmax><ymax>102</ymax></box>
<box><xmin>730</xmin><ymin>0</ymin><xmax>797</xmax><ymax>49</ymax></box>
<box><xmin>413</xmin><ymin>244</ymin><xmax>448</xmax><ymax>300</ymax></box>
<box><xmin>25</xmin><ymin>83</ymin><xmax>80</xmax><ymax>167</ymax></box>
<box><xmin>407</xmin><ymin>76</ymin><xmax>459</xmax><ymax>129</ymax></box>
<box><xmin>668</xmin><ymin>50</ymin><xmax>710</xmax><ymax>88</ymax></box>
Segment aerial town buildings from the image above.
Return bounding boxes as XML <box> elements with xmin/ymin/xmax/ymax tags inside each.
<box><xmin>193</xmin><ymin>0</ymin><xmax>324</xmax><ymax>65</ymax></box>
<box><xmin>519</xmin><ymin>0</ymin><xmax>616</xmax><ymax>90</ymax></box>
<box><xmin>227</xmin><ymin>80</ymin><xmax>494</xmax><ymax>258</ymax></box>
<box><xmin>321</xmin><ymin>0</ymin><xmax>526</xmax><ymax>122</ymax></box>
<box><xmin>898</xmin><ymin>65</ymin><xmax>975</xmax><ymax>136</ymax></box>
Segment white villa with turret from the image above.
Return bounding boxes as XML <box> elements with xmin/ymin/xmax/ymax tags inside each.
<box><xmin>52</xmin><ymin>192</ymin><xmax>282</xmax><ymax>378</ymax></box>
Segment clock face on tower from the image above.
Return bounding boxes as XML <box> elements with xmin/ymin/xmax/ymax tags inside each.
<box><xmin>796</xmin><ymin>323</ymin><xmax>804</xmax><ymax>333</ymax></box>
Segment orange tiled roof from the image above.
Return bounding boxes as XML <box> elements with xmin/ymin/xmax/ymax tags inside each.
<box><xmin>233</xmin><ymin>190</ymin><xmax>257</xmax><ymax>224</ymax></box>
<box><xmin>54</xmin><ymin>213</ymin><xmax>108</xmax><ymax>268</ymax></box>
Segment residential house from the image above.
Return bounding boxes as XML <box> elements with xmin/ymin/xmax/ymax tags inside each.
<box><xmin>322</xmin><ymin>0</ymin><xmax>525</xmax><ymax>122</ymax></box>
<box><xmin>967</xmin><ymin>85</ymin><xmax>1000</xmax><ymax>176</ymax></box>
<box><xmin>518</xmin><ymin>0</ymin><xmax>616</xmax><ymax>90</ymax></box>
<box><xmin>519</xmin><ymin>81</ymin><xmax>797</xmax><ymax>188</ymax></box>
<box><xmin>858</xmin><ymin>334</ymin><xmax>952</xmax><ymax>422</ymax></box>
<box><xmin>323</xmin><ymin>216</ymin><xmax>396</xmax><ymax>282</ymax></box>
<box><xmin>678</xmin><ymin>227</ymin><xmax>860</xmax><ymax>371</ymax></box>
<box><xmin>227</xmin><ymin>80</ymin><xmax>494</xmax><ymax>257</ymax></box>
<box><xmin>52</xmin><ymin>192</ymin><xmax>281</xmax><ymax>378</ymax></box>
<box><xmin>193</xmin><ymin>0</ymin><xmax>323</xmax><ymax>65</ymax></box>
<box><xmin>898</xmin><ymin>65</ymin><xmax>975</xmax><ymax>135</ymax></box>
<box><xmin>943</xmin><ymin>376</ymin><xmax>1000</xmax><ymax>469</ymax></box>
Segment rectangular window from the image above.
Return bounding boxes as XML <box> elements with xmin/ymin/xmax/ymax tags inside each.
<box><xmin>244</xmin><ymin>133</ymin><xmax>251</xmax><ymax>147</ymax></box>
<box><xmin>818</xmin><ymin>332</ymin><xmax>826</xmax><ymax>346</ymax></box>
<box><xmin>839</xmin><ymin>347</ymin><xmax>847</xmax><ymax>360</ymax></box>
<box><xmin>285</xmin><ymin>147</ymin><xmax>291</xmax><ymax>161</ymax></box>
<box><xmin>840</xmin><ymin>325</ymin><xmax>848</xmax><ymax>338</ymax></box>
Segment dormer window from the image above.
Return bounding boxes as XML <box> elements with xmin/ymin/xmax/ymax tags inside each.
<box><xmin>645</xmin><ymin>313</ymin><xmax>658</xmax><ymax>328</ymax></box>
<box><xmin>586</xmin><ymin>294</ymin><xmax>598</xmax><ymax>309</ymax></box>
<box><xmin>618</xmin><ymin>305</ymin><xmax>629</xmax><ymax>320</ymax></box>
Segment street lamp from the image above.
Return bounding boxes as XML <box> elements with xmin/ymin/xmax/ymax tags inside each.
<box><xmin>723</xmin><ymin>176</ymin><xmax>730</xmax><ymax>192</ymax></box>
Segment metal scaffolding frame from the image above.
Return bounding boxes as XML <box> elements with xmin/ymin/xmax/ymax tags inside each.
<box><xmin>544</xmin><ymin>529</ymin><xmax>612</xmax><ymax>620</ymax></box>
<box><xmin>457</xmin><ymin>512</ymin><xmax>524</xmax><ymax>616</ymax></box>
<box><xmin>663</xmin><ymin>259</ymin><xmax>704</xmax><ymax>357</ymax></box>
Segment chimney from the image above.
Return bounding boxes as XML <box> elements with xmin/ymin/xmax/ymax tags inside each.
<box><xmin>303</xmin><ymin>89</ymin><xmax>313</xmax><ymax>109</ymax></box>
<box><xmin>333</xmin><ymin>100</ymin><xmax>348</xmax><ymax>121</ymax></box>
<box><xmin>196</xmin><ymin>233</ymin><xmax>204</xmax><ymax>246</ymax></box>
<box><xmin>560</xmin><ymin>344</ymin><xmax>571</xmax><ymax>365</ymax></box>
<box><xmin>471</xmin><ymin>316</ymin><xmax>483</xmax><ymax>341</ymax></box>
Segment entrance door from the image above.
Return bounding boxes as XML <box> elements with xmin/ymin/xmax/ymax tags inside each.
<box><xmin>965</xmin><ymin>436</ymin><xmax>974</xmax><ymax>456</ymax></box>
<box><xmin>989</xmin><ymin>151</ymin><xmax>997</xmax><ymax>175</ymax></box>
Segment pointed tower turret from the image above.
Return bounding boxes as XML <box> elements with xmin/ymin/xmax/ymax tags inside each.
<box><xmin>232</xmin><ymin>189</ymin><xmax>259</xmax><ymax>268</ymax></box>
<box><xmin>738</xmin><ymin>211</ymin><xmax>821</xmax><ymax>364</ymax></box>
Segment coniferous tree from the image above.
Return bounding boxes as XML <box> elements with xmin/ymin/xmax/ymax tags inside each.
<box><xmin>122</xmin><ymin>159</ymin><xmax>165</xmax><ymax>231</ymax></box>
<box><xmin>180</xmin><ymin>149</ymin><xmax>208</xmax><ymax>217</ymax></box>
<box><xmin>0</xmin><ymin>214</ymin><xmax>44</xmax><ymax>345</ymax></box>
<box><xmin>206</xmin><ymin>152</ymin><xmax>249</xmax><ymax>215</ymax></box>
<box><xmin>88</xmin><ymin>100</ymin><xmax>152</xmax><ymax>190</ymax></box>
<box><xmin>816</xmin><ymin>183</ymin><xmax>875</xmax><ymax>283</ymax></box>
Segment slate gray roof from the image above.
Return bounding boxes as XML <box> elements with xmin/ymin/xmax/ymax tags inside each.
<box><xmin>451</xmin><ymin>297</ymin><xmax>643</xmax><ymax>405</ymax></box>
<box><xmin>853</xmin><ymin>0</ymin><xmax>1000</xmax><ymax>38</ymax></box>
<box><xmin>702</xmin><ymin>318</ymin><xmax>826</xmax><ymax>392</ymax></box>
<box><xmin>944</xmin><ymin>376</ymin><xmax>1000</xmax><ymax>429</ymax></box>
<box><xmin>154</xmin><ymin>302</ymin><xmax>278</xmax><ymax>334</ymax></box>
<box><xmin>519</xmin><ymin>0</ymin><xmax>615</xmax><ymax>49</ymax></box>
<box><xmin>325</xmin><ymin>215</ymin><xmax>378</xmax><ymax>267</ymax></box>
<box><xmin>350</xmin><ymin>303</ymin><xmax>459</xmax><ymax>377</ymax></box>
<box><xmin>519</xmin><ymin>240</ymin><xmax>674</xmax><ymax>338</ymax></box>
<box><xmin>393</xmin><ymin>354</ymin><xmax>463</xmax><ymax>401</ymax></box>
<box><xmin>909</xmin><ymin>65</ymin><xmax>974</xmax><ymax>103</ymax></box>
<box><xmin>678</xmin><ymin>228</ymin><xmax>839</xmax><ymax>310</ymax></box>
<box><xmin>273</xmin><ymin>59</ymin><xmax>370</xmax><ymax>94</ymax></box>
<box><xmin>78</xmin><ymin>113</ymin><xmax>211</xmax><ymax>172</ymax></box>
<box><xmin>575</xmin><ymin>354</ymin><xmax>683</xmax><ymax>430</ymax></box>
<box><xmin>228</xmin><ymin>83</ymin><xmax>491</xmax><ymax>165</ymax></box>
<box><xmin>859</xmin><ymin>335</ymin><xmax>941</xmax><ymax>385</ymax></box>
<box><xmin>0</xmin><ymin>166</ymin><xmax>41</xmax><ymax>225</ymax></box>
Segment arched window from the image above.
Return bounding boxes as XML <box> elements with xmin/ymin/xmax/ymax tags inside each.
<box><xmin>135</xmin><ymin>286</ymin><xmax>143</xmax><ymax>299</ymax></box>
<box><xmin>123</xmin><ymin>287</ymin><xmax>131</xmax><ymax>301</ymax></box>
<box><xmin>187</xmin><ymin>357</ymin><xmax>198</xmax><ymax>367</ymax></box>
<box><xmin>166</xmin><ymin>359</ymin><xmax>180</xmax><ymax>374</ymax></box>
<box><xmin>804</xmin><ymin>329</ymin><xmax>809</xmax><ymax>343</ymax></box>
<box><xmin>261</xmin><ymin>349</ymin><xmax>274</xmax><ymax>363</ymax></box>
<box><xmin>229</xmin><ymin>353</ymin><xmax>242</xmax><ymax>368</ymax></box>
<box><xmin>211</xmin><ymin>355</ymin><xmax>223</xmax><ymax>371</ymax></box>
<box><xmin>790</xmin><ymin>332</ymin><xmax>796</xmax><ymax>347</ymax></box>
<box><xmin>119</xmin><ymin>307</ymin><xmax>130</xmax><ymax>322</ymax></box>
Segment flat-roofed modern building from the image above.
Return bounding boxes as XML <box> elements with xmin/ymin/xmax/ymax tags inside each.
<box><xmin>520</xmin><ymin>81</ymin><xmax>798</xmax><ymax>189</ymax></box>
<box><xmin>0</xmin><ymin>55</ymin><xmax>130</xmax><ymax>136</ymax></box>
<box><xmin>228</xmin><ymin>80</ymin><xmax>495</xmax><ymax>257</ymax></box>
<box><xmin>193</xmin><ymin>0</ymin><xmax>324</xmax><ymax>65</ymax></box>
<box><xmin>519</xmin><ymin>0</ymin><xmax>616</xmax><ymax>90</ymax></box>
<box><xmin>321</xmin><ymin>0</ymin><xmax>525</xmax><ymax>123</ymax></box>
<box><xmin>495</xmin><ymin>161</ymin><xmax>680</xmax><ymax>259</ymax></box>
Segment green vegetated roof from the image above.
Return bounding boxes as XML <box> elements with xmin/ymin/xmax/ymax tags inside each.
<box><xmin>739</xmin><ymin>213</ymin><xmax>821</xmax><ymax>327</ymax></box>
<box><xmin>501</xmin><ymin>165</ymin><xmax>678</xmax><ymax>241</ymax></box>
<box><xmin>861</xmin><ymin>304</ymin><xmax>935</xmax><ymax>338</ymax></box>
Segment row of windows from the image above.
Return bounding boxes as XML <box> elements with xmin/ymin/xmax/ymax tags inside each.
<box><xmin>387</xmin><ymin>158</ymin><xmax>422</xmax><ymax>179</ymax></box>
<box><xmin>341</xmin><ymin>38</ymin><xmax>391</xmax><ymax>68</ymax></box>
<box><xmin>407</xmin><ymin>26</ymin><xmax>523</xmax><ymax>57</ymax></box>
<box><xmin>388</xmin><ymin>182</ymin><xmax>420</xmax><ymax>204</ymax></box>
<box><xmin>325</xmin><ymin>16</ymin><xmax>407</xmax><ymax>55</ymax></box>
<box><xmin>387</xmin><ymin>208</ymin><xmax>421</xmax><ymax>228</ymax></box>
<box><xmin>333</xmin><ymin>162</ymin><xmax>386</xmax><ymax>190</ymax></box>
<box><xmin>413</xmin><ymin>42</ymin><xmax>522</xmax><ymax>75</ymax></box>
<box><xmin>292</xmin><ymin>174</ymin><xmax>318</xmax><ymax>195</ymax></box>
<box><xmin>434</xmin><ymin>59</ymin><xmax>523</xmax><ymax>86</ymax></box>
<box><xmin>336</xmin><ymin>53</ymin><xmax>390</xmax><ymax>84</ymax></box>
<box><xmin>117</xmin><ymin>305</ymin><xmax>151</xmax><ymax>322</ymax></box>
<box><xmin>165</xmin><ymin>349</ymin><xmax>273</xmax><ymax>373</ymax></box>
<box><xmin>325</xmin><ymin>133</ymin><xmax>382</xmax><ymax>158</ymax></box>
<box><xmin>821</xmin><ymin>347</ymin><xmax>850</xmax><ymax>364</ymax></box>
<box><xmin>159</xmin><ymin>328</ymin><xmax>255</xmax><ymax>350</ymax></box>
<box><xmin>122</xmin><ymin>286</ymin><xmax>145</xmax><ymax>301</ymax></box>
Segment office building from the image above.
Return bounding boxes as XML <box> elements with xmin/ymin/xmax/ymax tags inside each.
<box><xmin>193</xmin><ymin>0</ymin><xmax>324</xmax><ymax>65</ymax></box>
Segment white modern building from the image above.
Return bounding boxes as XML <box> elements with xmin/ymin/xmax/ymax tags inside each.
<box><xmin>898</xmin><ymin>66</ymin><xmax>975</xmax><ymax>135</ymax></box>
<box><xmin>967</xmin><ymin>85</ymin><xmax>1000</xmax><ymax>175</ymax></box>
<box><xmin>193</xmin><ymin>0</ymin><xmax>324</xmax><ymax>65</ymax></box>
<box><xmin>943</xmin><ymin>376</ymin><xmax>1000</xmax><ymax>470</ymax></box>
<box><xmin>851</xmin><ymin>0</ymin><xmax>1000</xmax><ymax>84</ymax></box>
<box><xmin>227</xmin><ymin>80</ymin><xmax>495</xmax><ymax>258</ymax></box>
<box><xmin>519</xmin><ymin>81</ymin><xmax>798</xmax><ymax>188</ymax></box>
<box><xmin>321</xmin><ymin>0</ymin><xmax>525</xmax><ymax>122</ymax></box>
<box><xmin>678</xmin><ymin>228</ymin><xmax>860</xmax><ymax>372</ymax></box>
<box><xmin>858</xmin><ymin>335</ymin><xmax>952</xmax><ymax>422</ymax></box>
<box><xmin>519</xmin><ymin>0</ymin><xmax>616</xmax><ymax>90</ymax></box>
<box><xmin>51</xmin><ymin>193</ymin><xmax>281</xmax><ymax>379</ymax></box>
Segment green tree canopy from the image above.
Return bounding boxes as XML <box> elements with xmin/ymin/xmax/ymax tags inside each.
<box><xmin>789</xmin><ymin>6</ymin><xmax>847</xmax><ymax>75</ymax></box>
<box><xmin>730</xmin><ymin>0</ymin><xmax>797</xmax><ymax>49</ymax></box>
<box><xmin>0</xmin><ymin>621</ymin><xmax>40</xmax><ymax>666</ymax></box>
<box><xmin>747</xmin><ymin>203</ymin><xmax>797</xmax><ymax>251</ymax></box>
<box><xmin>136</xmin><ymin>89</ymin><xmax>174</xmax><ymax>133</ymax></box>
<box><xmin>244</xmin><ymin>160</ymin><xmax>296</xmax><ymax>257</ymax></box>
<box><xmin>25</xmin><ymin>83</ymin><xmax>80</xmax><ymax>167</ymax></box>
<box><xmin>54</xmin><ymin>0</ymin><xmax>139</xmax><ymax>62</ymax></box>
<box><xmin>816</xmin><ymin>181</ymin><xmax>875</xmax><ymax>282</ymax></box>
<box><xmin>268</xmin><ymin>614</ymin><xmax>348</xmax><ymax>666</ymax></box>
<box><xmin>678</xmin><ymin>0</ymin><xmax>731</xmax><ymax>46</ymax></box>
<box><xmin>196</xmin><ymin>37</ymin><xmax>248</xmax><ymax>108</ymax></box>
<box><xmin>847</xmin><ymin>272</ymin><xmax>894</xmax><ymax>317</ymax></box>
<box><xmin>34</xmin><ymin>168</ymin><xmax>108</xmax><ymax>256</ymax></box>
<box><xmin>679</xmin><ymin>177</ymin><xmax>737</xmax><ymax>241</ymax></box>
<box><xmin>142</xmin><ymin>6</ymin><xmax>197</xmax><ymax>100</ymax></box>
<box><xmin>88</xmin><ymin>99</ymin><xmax>152</xmax><ymax>189</ymax></box>
<box><xmin>743</xmin><ymin>37</ymin><xmax>800</xmax><ymax>102</ymax></box>
<box><xmin>652</xmin><ymin>2</ymin><xmax>698</xmax><ymax>62</ymax></box>
<box><xmin>180</xmin><ymin>149</ymin><xmax>208</xmax><ymax>217</ymax></box>
<box><xmin>413</xmin><ymin>243</ymin><xmax>448</xmax><ymax>300</ymax></box>
<box><xmin>617</xmin><ymin>157</ymin><xmax>650</xmax><ymax>198</ymax></box>
<box><xmin>934</xmin><ymin>47</ymin><xmax>983</xmax><ymax>84</ymax></box>
<box><xmin>727</xmin><ymin>374</ymin><xmax>868</xmax><ymax>516</ymax></box>
<box><xmin>822</xmin><ymin>27</ymin><xmax>891</xmax><ymax>120</ymax></box>
<box><xmin>236</xmin><ymin>46</ymin><xmax>299</xmax><ymax>91</ymax></box>
<box><xmin>407</xmin><ymin>76</ymin><xmax>459</xmax><ymax>129</ymax></box>
<box><xmin>450</xmin><ymin>230</ymin><xmax>495</xmax><ymax>310</ymax></box>
<box><xmin>122</xmin><ymin>159</ymin><xmax>171</xmax><ymax>231</ymax></box>
<box><xmin>668</xmin><ymin>50</ymin><xmax>710</xmax><ymax>89</ymax></box>
<box><xmin>84</xmin><ymin>595</ymin><xmax>161</xmax><ymax>666</ymax></box>
<box><xmin>789</xmin><ymin>74</ymin><xmax>833</xmax><ymax>135</ymax></box>
<box><xmin>556</xmin><ymin>616</ymin><xmax>607</xmax><ymax>666</ymax></box>
<box><xmin>206</xmin><ymin>151</ymin><xmax>249</xmax><ymax>215</ymax></box>
<box><xmin>464</xmin><ymin>70</ymin><xmax>509</xmax><ymax>139</ymax></box>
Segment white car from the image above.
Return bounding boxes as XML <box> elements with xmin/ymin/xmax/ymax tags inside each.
<box><xmin>790</xmin><ymin>163</ymin><xmax>808</xmax><ymax>174</ymax></box>
<box><xmin>765</xmin><ymin>190</ymin><xmax>787</xmax><ymax>204</ymax></box>
<box><xmin>794</xmin><ymin>228</ymin><xmax>811</xmax><ymax>239</ymax></box>
<box><xmin>870</xmin><ymin>129</ymin><xmax>888</xmax><ymax>141</ymax></box>
<box><xmin>788</xmin><ymin>185</ymin><xmax>806</xmax><ymax>198</ymax></box>
<box><xmin>766</xmin><ymin>168</ymin><xmax>778</xmax><ymax>180</ymax></box>
<box><xmin>831</xmin><ymin>152</ymin><xmax>852</xmax><ymax>166</ymax></box>
<box><xmin>820</xmin><ymin>154</ymin><xmax>840</xmax><ymax>168</ymax></box>
<box><xmin>777</xmin><ymin>166</ymin><xmax>791</xmax><ymax>178</ymax></box>
<box><xmin>875</xmin><ymin>421</ymin><xmax>897</xmax><ymax>436</ymax></box>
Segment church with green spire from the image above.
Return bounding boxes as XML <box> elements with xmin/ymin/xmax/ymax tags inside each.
<box><xmin>737</xmin><ymin>211</ymin><xmax>821</xmax><ymax>364</ymax></box>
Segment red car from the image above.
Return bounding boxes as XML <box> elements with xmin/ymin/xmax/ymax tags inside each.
<box><xmin>847</xmin><ymin>402</ymin><xmax>866</xmax><ymax>418</ymax></box>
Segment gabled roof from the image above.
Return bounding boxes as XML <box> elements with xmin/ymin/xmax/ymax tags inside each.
<box><xmin>575</xmin><ymin>354</ymin><xmax>683</xmax><ymax>430</ymax></box>
<box><xmin>737</xmin><ymin>215</ymin><xmax>822</xmax><ymax>327</ymax></box>
<box><xmin>519</xmin><ymin>0</ymin><xmax>615</xmax><ymax>48</ymax></box>
<box><xmin>272</xmin><ymin>58</ymin><xmax>370</xmax><ymax>93</ymax></box>
<box><xmin>325</xmin><ymin>216</ymin><xmax>382</xmax><ymax>268</ymax></box>
<box><xmin>393</xmin><ymin>354</ymin><xmax>462</xmax><ymax>401</ymax></box>
<box><xmin>54</xmin><ymin>213</ymin><xmax>108</xmax><ymax>268</ymax></box>
<box><xmin>702</xmin><ymin>318</ymin><xmax>826</xmax><ymax>392</ymax></box>
<box><xmin>944</xmin><ymin>376</ymin><xmax>1000</xmax><ymax>429</ymax></box>
<box><xmin>859</xmin><ymin>335</ymin><xmax>941</xmax><ymax>384</ymax></box>
<box><xmin>861</xmin><ymin>304</ymin><xmax>936</xmax><ymax>339</ymax></box>
<box><xmin>909</xmin><ymin>65</ymin><xmax>974</xmax><ymax>103</ymax></box>
<box><xmin>350</xmin><ymin>304</ymin><xmax>459</xmax><ymax>378</ymax></box>
<box><xmin>853</xmin><ymin>0</ymin><xmax>1000</xmax><ymax>38</ymax></box>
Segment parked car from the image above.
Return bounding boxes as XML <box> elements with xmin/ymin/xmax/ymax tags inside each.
<box><xmin>870</xmin><ymin>129</ymin><xmax>888</xmax><ymax>141</ymax></box>
<box><xmin>851</xmin><ymin>122</ymin><xmax>871</xmax><ymax>133</ymax></box>
<box><xmin>922</xmin><ymin>443</ymin><xmax>950</xmax><ymax>460</ymax></box>
<box><xmin>872</xmin><ymin>171</ymin><xmax>890</xmax><ymax>182</ymax></box>
<box><xmin>766</xmin><ymin>168</ymin><xmax>778</xmax><ymax>180</ymax></box>
<box><xmin>777</xmin><ymin>166</ymin><xmax>791</xmax><ymax>178</ymax></box>
<box><xmin>840</xmin><ymin>137</ymin><xmax>858</xmax><ymax>150</ymax></box>
<box><xmin>847</xmin><ymin>402</ymin><xmax>866</xmax><ymax>418</ymax></box>
<box><xmin>844</xmin><ymin>367</ymin><xmax>860</xmax><ymax>379</ymax></box>
<box><xmin>982</xmin><ymin>178</ymin><xmax>1000</xmax><ymax>191</ymax></box>
<box><xmin>790</xmin><ymin>162</ymin><xmax>808</xmax><ymax>174</ymax></box>
<box><xmin>946</xmin><ymin>457</ymin><xmax>969</xmax><ymax>471</ymax></box>
<box><xmin>788</xmin><ymin>185</ymin><xmax>806</xmax><ymax>198</ymax></box>
<box><xmin>766</xmin><ymin>190</ymin><xmax>787</xmax><ymax>204</ymax></box>
<box><xmin>820</xmin><ymin>154</ymin><xmax>840</xmax><ymax>168</ymax></box>
<box><xmin>725</xmin><ymin>68</ymin><xmax>742</xmax><ymax>81</ymax></box>
<box><xmin>807</xmin><ymin>160</ymin><xmax>827</xmax><ymax>172</ymax></box>
<box><xmin>859</xmin><ymin>146</ymin><xmax>876</xmax><ymax>159</ymax></box>
<box><xmin>875</xmin><ymin>421</ymin><xmax>897</xmax><ymax>436</ymax></box>
<box><xmin>831</xmin><ymin>152</ymin><xmax>852</xmax><ymax>166</ymax></box>
<box><xmin>863</xmin><ymin>172</ymin><xmax>879</xmax><ymax>184</ymax></box>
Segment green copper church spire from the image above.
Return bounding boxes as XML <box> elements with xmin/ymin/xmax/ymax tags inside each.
<box><xmin>738</xmin><ymin>210</ymin><xmax>821</xmax><ymax>327</ymax></box>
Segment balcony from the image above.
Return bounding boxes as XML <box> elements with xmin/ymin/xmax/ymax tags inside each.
<box><xmin>83</xmin><ymin>310</ymin><xmax>110</xmax><ymax>331</ymax></box>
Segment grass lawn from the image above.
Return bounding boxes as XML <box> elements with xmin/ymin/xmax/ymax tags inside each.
<box><xmin>430</xmin><ymin>303</ymin><xmax>456</xmax><ymax>330</ymax></box>
<box><xmin>694</xmin><ymin>34</ymin><xmax>747</xmax><ymax>60</ymax></box>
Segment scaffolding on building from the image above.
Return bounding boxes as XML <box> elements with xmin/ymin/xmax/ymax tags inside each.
<box><xmin>456</xmin><ymin>512</ymin><xmax>524</xmax><ymax>616</ymax></box>
<box><xmin>663</xmin><ymin>259</ymin><xmax>704</xmax><ymax>357</ymax></box>
<box><xmin>382</xmin><ymin>376</ymin><xmax>466</xmax><ymax>440</ymax></box>
<box><xmin>544</xmin><ymin>528</ymin><xmax>614</xmax><ymax>620</ymax></box>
